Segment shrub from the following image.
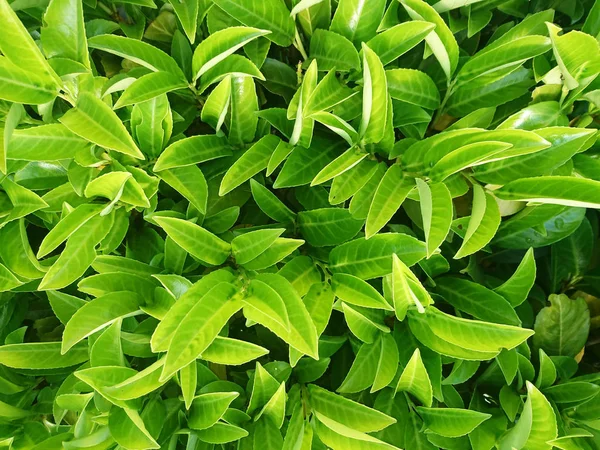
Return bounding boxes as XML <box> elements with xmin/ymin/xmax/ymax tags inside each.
<box><xmin>0</xmin><ymin>0</ymin><xmax>600</xmax><ymax>448</ymax></box>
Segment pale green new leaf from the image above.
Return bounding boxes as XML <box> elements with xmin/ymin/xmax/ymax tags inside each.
<box><xmin>153</xmin><ymin>216</ymin><xmax>231</xmax><ymax>266</ymax></box>
<box><xmin>498</xmin><ymin>382</ymin><xmax>557</xmax><ymax>450</ymax></box>
<box><xmin>417</xmin><ymin>179</ymin><xmax>452</xmax><ymax>257</ymax></box>
<box><xmin>494</xmin><ymin>248</ymin><xmax>536</xmax><ymax>307</ymax></box>
<box><xmin>220</xmin><ymin>134</ymin><xmax>280</xmax><ymax>195</ymax></box>
<box><xmin>62</xmin><ymin>291</ymin><xmax>142</xmax><ymax>353</ymax></box>
<box><xmin>367</xmin><ymin>21</ymin><xmax>435</xmax><ymax>66</ymax></box>
<box><xmin>332</xmin><ymin>273</ymin><xmax>392</xmax><ymax>310</ymax></box>
<box><xmin>39</xmin><ymin>212</ymin><xmax>114</xmax><ymax>290</ymax></box>
<box><xmin>192</xmin><ymin>27</ymin><xmax>270</xmax><ymax>81</ymax></box>
<box><xmin>396</xmin><ymin>348</ymin><xmax>432</xmax><ymax>406</ymax></box>
<box><xmin>401</xmin><ymin>0</ymin><xmax>459</xmax><ymax>82</ymax></box>
<box><xmin>416</xmin><ymin>407</ymin><xmax>491</xmax><ymax>437</ymax></box>
<box><xmin>59</xmin><ymin>93</ymin><xmax>144</xmax><ymax>159</ymax></box>
<box><xmin>360</xmin><ymin>43</ymin><xmax>388</xmax><ymax>144</ymax></box>
<box><xmin>454</xmin><ymin>184</ymin><xmax>500</xmax><ymax>259</ymax></box>
<box><xmin>162</xmin><ymin>282</ymin><xmax>241</xmax><ymax>380</ymax></box>
<box><xmin>154</xmin><ymin>134</ymin><xmax>231</xmax><ymax>171</ymax></box>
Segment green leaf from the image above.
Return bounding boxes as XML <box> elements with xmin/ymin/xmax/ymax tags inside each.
<box><xmin>330</xmin><ymin>159</ymin><xmax>379</xmax><ymax>205</ymax></box>
<box><xmin>88</xmin><ymin>34</ymin><xmax>185</xmax><ymax>79</ymax></box>
<box><xmin>417</xmin><ymin>179</ymin><xmax>452</xmax><ymax>257</ymax></box>
<box><xmin>115</xmin><ymin>71</ymin><xmax>187</xmax><ymax>108</ymax></box>
<box><xmin>342</xmin><ymin>302</ymin><xmax>389</xmax><ymax>343</ymax></box>
<box><xmin>429</xmin><ymin>141</ymin><xmax>513</xmax><ymax>182</ymax></box>
<box><xmin>212</xmin><ymin>0</ymin><xmax>295</xmax><ymax>46</ymax></box>
<box><xmin>308</xmin><ymin>384</ymin><xmax>396</xmax><ymax>432</ymax></box>
<box><xmin>315</xmin><ymin>411</ymin><xmax>400</xmax><ymax>450</ymax></box>
<box><xmin>535</xmin><ymin>349</ymin><xmax>557</xmax><ymax>390</ymax></box>
<box><xmin>1</xmin><ymin>103</ymin><xmax>23</xmax><ymax>175</ymax></box>
<box><xmin>454</xmin><ymin>184</ymin><xmax>500</xmax><ymax>259</ymax></box>
<box><xmin>59</xmin><ymin>93</ymin><xmax>144</xmax><ymax>159</ymax></box>
<box><xmin>202</xmin><ymin>337</ymin><xmax>269</xmax><ymax>366</ymax></box>
<box><xmin>304</xmin><ymin>70</ymin><xmax>358</xmax><ymax>117</ymax></box>
<box><xmin>274</xmin><ymin>135</ymin><xmax>345</xmax><ymax>188</ymax></box>
<box><xmin>330</xmin><ymin>0</ymin><xmax>386</xmax><ymax>46</ymax></box>
<box><xmin>7</xmin><ymin>124</ymin><xmax>90</xmax><ymax>162</ymax></box>
<box><xmin>338</xmin><ymin>339</ymin><xmax>380</xmax><ymax>393</ymax></box>
<box><xmin>109</xmin><ymin>407</ymin><xmax>159</xmax><ymax>450</ymax></box>
<box><xmin>245</xmin><ymin>274</ymin><xmax>318</xmax><ymax>359</ymax></box>
<box><xmin>494</xmin><ymin>176</ymin><xmax>600</xmax><ymax>209</ymax></box>
<box><xmin>332</xmin><ymin>273</ymin><xmax>392</xmax><ymax>310</ymax></box>
<box><xmin>547</xmin><ymin>24</ymin><xmax>600</xmax><ymax>90</ymax></box>
<box><xmin>0</xmin><ymin>0</ymin><xmax>60</xmax><ymax>85</ymax></box>
<box><xmin>391</xmin><ymin>253</ymin><xmax>432</xmax><ymax>320</ymax></box>
<box><xmin>401</xmin><ymin>0</ymin><xmax>459</xmax><ymax>81</ymax></box>
<box><xmin>0</xmin><ymin>57</ymin><xmax>59</xmax><ymax>104</ymax></box>
<box><xmin>199</xmin><ymin>54</ymin><xmax>265</xmax><ymax>93</ymax></box>
<box><xmin>395</xmin><ymin>348</ymin><xmax>432</xmax><ymax>407</ymax></box>
<box><xmin>228</xmin><ymin>76</ymin><xmax>259</xmax><ymax>145</ymax></box>
<box><xmin>241</xmin><ymin>238</ymin><xmax>304</xmax><ymax>270</ymax></box>
<box><xmin>189</xmin><ymin>392</ymin><xmax>239</xmax><ymax>429</ymax></box>
<box><xmin>533</xmin><ymin>294</ymin><xmax>590</xmax><ymax>357</ymax></box>
<box><xmin>154</xmin><ymin>134</ymin><xmax>231</xmax><ymax>171</ymax></box>
<box><xmin>309</xmin><ymin>112</ymin><xmax>359</xmax><ymax>146</ymax></box>
<box><xmin>62</xmin><ymin>291</ymin><xmax>142</xmax><ymax>353</ymax></box>
<box><xmin>366</xmin><ymin>165</ymin><xmax>414</xmax><ymax>238</ymax></box>
<box><xmin>201</xmin><ymin>76</ymin><xmax>231</xmax><ymax>132</ymax></box>
<box><xmin>196</xmin><ymin>422</ymin><xmax>249</xmax><ymax>444</ymax></box>
<box><xmin>0</xmin><ymin>219</ymin><xmax>46</xmax><ymax>279</ymax></box>
<box><xmin>309</xmin><ymin>29</ymin><xmax>361</xmax><ymax>72</ymax></box>
<box><xmin>456</xmin><ymin>36</ymin><xmax>551</xmax><ymax>86</ymax></box>
<box><xmin>220</xmin><ymin>134</ymin><xmax>279</xmax><ymax>195</ymax></box>
<box><xmin>162</xmin><ymin>282</ymin><xmax>241</xmax><ymax>380</ymax></box>
<box><xmin>386</xmin><ymin>69</ymin><xmax>439</xmax><ymax>110</ymax></box>
<box><xmin>168</xmin><ymin>0</ymin><xmax>199</xmax><ymax>43</ymax></box>
<box><xmin>192</xmin><ymin>27</ymin><xmax>270</xmax><ymax>80</ymax></box>
<box><xmin>232</xmin><ymin>229</ymin><xmax>285</xmax><ymax>265</ymax></box>
<box><xmin>250</xmin><ymin>179</ymin><xmax>296</xmax><ymax>223</ymax></box>
<box><xmin>0</xmin><ymin>342</ymin><xmax>88</xmax><ymax>369</ymax></box>
<box><xmin>104</xmin><ymin>359</ymin><xmax>167</xmax><ymax>400</ymax></box>
<box><xmin>42</xmin><ymin>0</ymin><xmax>90</xmax><ymax>68</ymax></box>
<box><xmin>244</xmin><ymin>278</ymin><xmax>290</xmax><ymax>330</ymax></box>
<box><xmin>360</xmin><ymin>43</ymin><xmax>388</xmax><ymax>144</ymax></box>
<box><xmin>435</xmin><ymin>277</ymin><xmax>521</xmax><ymax>325</ymax></box>
<box><xmin>157</xmin><ymin>166</ymin><xmax>208</xmax><ymax>215</ymax></box>
<box><xmin>151</xmin><ymin>270</ymin><xmax>236</xmax><ymax>352</ymax></box>
<box><xmin>289</xmin><ymin>59</ymin><xmax>317</xmax><ymax>148</ymax></box>
<box><xmin>372</xmin><ymin>333</ymin><xmax>399</xmax><ymax>392</ymax></box>
<box><xmin>367</xmin><ymin>21</ymin><xmax>435</xmax><ymax>66</ymax></box>
<box><xmin>416</xmin><ymin>407</ymin><xmax>491</xmax><ymax>438</ymax></box>
<box><xmin>39</xmin><ymin>212</ymin><xmax>114</xmax><ymax>290</ymax></box>
<box><xmin>498</xmin><ymin>382</ymin><xmax>557</xmax><ymax>450</ymax></box>
<box><xmin>494</xmin><ymin>248</ymin><xmax>536</xmax><ymax>307</ymax></box>
<box><xmin>415</xmin><ymin>307</ymin><xmax>533</xmax><ymax>353</ymax></box>
<box><xmin>153</xmin><ymin>216</ymin><xmax>231</xmax><ymax>266</ymax></box>
<box><xmin>329</xmin><ymin>233</ymin><xmax>427</xmax><ymax>279</ymax></box>
<box><xmin>37</xmin><ymin>203</ymin><xmax>104</xmax><ymax>258</ymax></box>
<box><xmin>298</xmin><ymin>207</ymin><xmax>363</xmax><ymax>247</ymax></box>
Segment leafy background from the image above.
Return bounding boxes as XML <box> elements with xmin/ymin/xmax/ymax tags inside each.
<box><xmin>0</xmin><ymin>0</ymin><xmax>600</xmax><ymax>448</ymax></box>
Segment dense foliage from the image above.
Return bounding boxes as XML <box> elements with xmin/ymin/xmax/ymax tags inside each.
<box><xmin>1</xmin><ymin>0</ymin><xmax>600</xmax><ymax>448</ymax></box>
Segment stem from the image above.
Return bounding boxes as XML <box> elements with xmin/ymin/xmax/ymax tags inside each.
<box><xmin>433</xmin><ymin>78</ymin><xmax>456</xmax><ymax>129</ymax></box>
<box><xmin>294</xmin><ymin>28</ymin><xmax>308</xmax><ymax>61</ymax></box>
<box><xmin>58</xmin><ymin>93</ymin><xmax>76</xmax><ymax>107</ymax></box>
<box><xmin>97</xmin><ymin>1</ymin><xmax>114</xmax><ymax>16</ymax></box>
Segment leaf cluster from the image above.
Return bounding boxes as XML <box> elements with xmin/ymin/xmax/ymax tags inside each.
<box><xmin>0</xmin><ymin>0</ymin><xmax>600</xmax><ymax>449</ymax></box>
